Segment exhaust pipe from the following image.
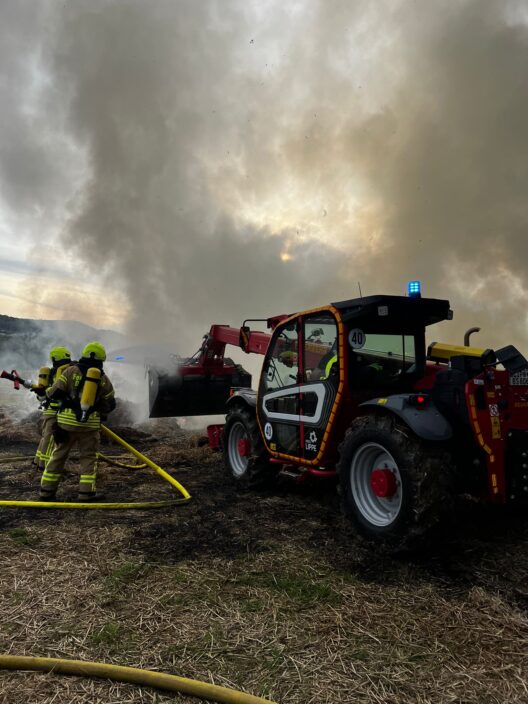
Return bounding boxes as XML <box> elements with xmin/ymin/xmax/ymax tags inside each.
<box><xmin>464</xmin><ymin>327</ymin><xmax>481</xmax><ymax>347</ymax></box>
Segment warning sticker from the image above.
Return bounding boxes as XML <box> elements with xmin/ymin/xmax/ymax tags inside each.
<box><xmin>489</xmin><ymin>404</ymin><xmax>499</xmax><ymax>417</ymax></box>
<box><xmin>510</xmin><ymin>370</ymin><xmax>528</xmax><ymax>386</ymax></box>
<box><xmin>491</xmin><ymin>416</ymin><xmax>501</xmax><ymax>439</ymax></box>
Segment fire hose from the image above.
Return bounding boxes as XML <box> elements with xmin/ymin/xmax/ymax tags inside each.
<box><xmin>0</xmin><ymin>453</ymin><xmax>146</xmax><ymax>469</ymax></box>
<box><xmin>0</xmin><ymin>382</ymin><xmax>277</xmax><ymax>702</ymax></box>
<box><xmin>0</xmin><ymin>655</ymin><xmax>277</xmax><ymax>704</ymax></box>
<box><xmin>0</xmin><ymin>425</ymin><xmax>191</xmax><ymax>509</ymax></box>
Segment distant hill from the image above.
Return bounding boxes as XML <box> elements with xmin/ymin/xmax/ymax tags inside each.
<box><xmin>0</xmin><ymin>314</ymin><xmax>123</xmax><ymax>371</ymax></box>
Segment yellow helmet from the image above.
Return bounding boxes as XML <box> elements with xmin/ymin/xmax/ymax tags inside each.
<box><xmin>49</xmin><ymin>346</ymin><xmax>72</xmax><ymax>362</ymax></box>
<box><xmin>81</xmin><ymin>341</ymin><xmax>106</xmax><ymax>362</ymax></box>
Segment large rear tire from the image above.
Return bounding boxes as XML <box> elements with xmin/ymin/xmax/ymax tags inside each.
<box><xmin>223</xmin><ymin>407</ymin><xmax>277</xmax><ymax>489</ymax></box>
<box><xmin>337</xmin><ymin>415</ymin><xmax>454</xmax><ymax>546</ymax></box>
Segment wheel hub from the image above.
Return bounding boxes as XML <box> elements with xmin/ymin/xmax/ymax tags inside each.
<box><xmin>370</xmin><ymin>468</ymin><xmax>397</xmax><ymax>498</ymax></box>
<box><xmin>349</xmin><ymin>442</ymin><xmax>403</xmax><ymax>528</ymax></box>
<box><xmin>228</xmin><ymin>421</ymin><xmax>251</xmax><ymax>477</ymax></box>
<box><xmin>238</xmin><ymin>439</ymin><xmax>250</xmax><ymax>457</ymax></box>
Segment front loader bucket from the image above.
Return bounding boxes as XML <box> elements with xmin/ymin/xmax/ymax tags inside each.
<box><xmin>148</xmin><ymin>359</ymin><xmax>252</xmax><ymax>418</ymax></box>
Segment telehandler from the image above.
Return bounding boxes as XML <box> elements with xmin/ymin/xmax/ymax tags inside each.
<box><xmin>148</xmin><ymin>282</ymin><xmax>528</xmax><ymax>543</ymax></box>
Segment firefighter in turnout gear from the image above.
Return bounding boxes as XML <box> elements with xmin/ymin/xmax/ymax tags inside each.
<box><xmin>40</xmin><ymin>342</ymin><xmax>116</xmax><ymax>501</ymax></box>
<box><xmin>33</xmin><ymin>346</ymin><xmax>72</xmax><ymax>470</ymax></box>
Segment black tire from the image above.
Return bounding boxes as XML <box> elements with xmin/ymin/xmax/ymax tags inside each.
<box><xmin>223</xmin><ymin>406</ymin><xmax>277</xmax><ymax>489</ymax></box>
<box><xmin>337</xmin><ymin>414</ymin><xmax>454</xmax><ymax>547</ymax></box>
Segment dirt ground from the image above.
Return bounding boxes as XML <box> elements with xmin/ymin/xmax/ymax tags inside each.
<box><xmin>0</xmin><ymin>413</ymin><xmax>527</xmax><ymax>703</ymax></box>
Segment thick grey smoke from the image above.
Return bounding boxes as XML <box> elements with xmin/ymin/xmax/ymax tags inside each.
<box><xmin>0</xmin><ymin>2</ymin><xmax>82</xmax><ymax>249</ymax></box>
<box><xmin>3</xmin><ymin>0</ymin><xmax>528</xmax><ymax>356</ymax></box>
<box><xmin>44</xmin><ymin>0</ymin><xmax>349</xmax><ymax>352</ymax></box>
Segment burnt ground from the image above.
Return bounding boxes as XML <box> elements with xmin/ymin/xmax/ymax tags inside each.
<box><xmin>0</xmin><ymin>413</ymin><xmax>527</xmax><ymax>703</ymax></box>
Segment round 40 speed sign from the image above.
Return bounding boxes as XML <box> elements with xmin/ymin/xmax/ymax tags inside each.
<box><xmin>348</xmin><ymin>328</ymin><xmax>366</xmax><ymax>350</ymax></box>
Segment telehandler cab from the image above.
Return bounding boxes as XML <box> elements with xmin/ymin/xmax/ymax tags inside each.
<box><xmin>149</xmin><ymin>282</ymin><xmax>528</xmax><ymax>544</ymax></box>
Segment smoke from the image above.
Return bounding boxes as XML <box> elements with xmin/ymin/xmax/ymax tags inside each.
<box><xmin>41</xmin><ymin>0</ymin><xmax>347</xmax><ymax>352</ymax></box>
<box><xmin>0</xmin><ymin>2</ymin><xmax>83</xmax><ymax>248</ymax></box>
<box><xmin>2</xmin><ymin>0</ymin><xmax>528</xmax><ymax>359</ymax></box>
<box><xmin>0</xmin><ymin>312</ymin><xmax>124</xmax><ymax>420</ymax></box>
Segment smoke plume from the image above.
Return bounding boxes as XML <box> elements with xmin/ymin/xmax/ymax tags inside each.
<box><xmin>2</xmin><ymin>0</ymin><xmax>528</xmax><ymax>355</ymax></box>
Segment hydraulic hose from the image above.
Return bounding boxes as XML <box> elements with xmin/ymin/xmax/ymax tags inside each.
<box><xmin>0</xmin><ymin>655</ymin><xmax>277</xmax><ymax>704</ymax></box>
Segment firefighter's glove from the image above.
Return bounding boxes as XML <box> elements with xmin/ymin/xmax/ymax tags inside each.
<box><xmin>32</xmin><ymin>386</ymin><xmax>47</xmax><ymax>397</ymax></box>
<box><xmin>52</xmin><ymin>425</ymin><xmax>70</xmax><ymax>445</ymax></box>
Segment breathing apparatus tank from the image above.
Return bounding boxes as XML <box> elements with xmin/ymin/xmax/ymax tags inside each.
<box><xmin>37</xmin><ymin>367</ymin><xmax>50</xmax><ymax>388</ymax></box>
<box><xmin>80</xmin><ymin>367</ymin><xmax>101</xmax><ymax>422</ymax></box>
<box><xmin>54</xmin><ymin>363</ymin><xmax>71</xmax><ymax>382</ymax></box>
<box><xmin>27</xmin><ymin>366</ymin><xmax>51</xmax><ymax>391</ymax></box>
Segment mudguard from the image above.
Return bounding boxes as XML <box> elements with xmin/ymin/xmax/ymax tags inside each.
<box><xmin>360</xmin><ymin>394</ymin><xmax>452</xmax><ymax>442</ymax></box>
<box><xmin>226</xmin><ymin>388</ymin><xmax>257</xmax><ymax>410</ymax></box>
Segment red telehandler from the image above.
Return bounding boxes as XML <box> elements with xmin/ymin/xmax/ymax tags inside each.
<box><xmin>148</xmin><ymin>284</ymin><xmax>528</xmax><ymax>544</ymax></box>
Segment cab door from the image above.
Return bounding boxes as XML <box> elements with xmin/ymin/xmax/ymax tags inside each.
<box><xmin>257</xmin><ymin>318</ymin><xmax>302</xmax><ymax>459</ymax></box>
<box><xmin>257</xmin><ymin>309</ymin><xmax>342</xmax><ymax>464</ymax></box>
<box><xmin>300</xmin><ymin>311</ymin><xmax>340</xmax><ymax>462</ymax></box>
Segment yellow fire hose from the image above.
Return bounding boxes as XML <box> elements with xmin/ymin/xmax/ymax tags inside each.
<box><xmin>0</xmin><ymin>453</ymin><xmax>145</xmax><ymax>468</ymax></box>
<box><xmin>101</xmin><ymin>424</ymin><xmax>190</xmax><ymax>498</ymax></box>
<box><xmin>98</xmin><ymin>452</ymin><xmax>147</xmax><ymax>469</ymax></box>
<box><xmin>0</xmin><ymin>453</ymin><xmax>145</xmax><ymax>469</ymax></box>
<box><xmin>0</xmin><ymin>425</ymin><xmax>191</xmax><ymax>509</ymax></box>
<box><xmin>0</xmin><ymin>442</ymin><xmax>276</xmax><ymax>703</ymax></box>
<box><xmin>0</xmin><ymin>655</ymin><xmax>277</xmax><ymax>704</ymax></box>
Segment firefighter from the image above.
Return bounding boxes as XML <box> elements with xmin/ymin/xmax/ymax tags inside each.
<box><xmin>33</xmin><ymin>346</ymin><xmax>72</xmax><ymax>471</ymax></box>
<box><xmin>40</xmin><ymin>342</ymin><xmax>116</xmax><ymax>501</ymax></box>
<box><xmin>309</xmin><ymin>340</ymin><xmax>338</xmax><ymax>381</ymax></box>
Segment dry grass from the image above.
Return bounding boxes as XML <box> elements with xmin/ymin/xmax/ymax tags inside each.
<box><xmin>0</xmin><ymin>429</ymin><xmax>527</xmax><ymax>703</ymax></box>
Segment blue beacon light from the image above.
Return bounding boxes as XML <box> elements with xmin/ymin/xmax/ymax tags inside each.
<box><xmin>114</xmin><ymin>355</ymin><xmax>125</xmax><ymax>361</ymax></box>
<box><xmin>407</xmin><ymin>280</ymin><xmax>421</xmax><ymax>298</ymax></box>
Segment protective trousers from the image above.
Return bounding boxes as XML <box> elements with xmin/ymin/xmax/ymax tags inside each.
<box><xmin>40</xmin><ymin>429</ymin><xmax>100</xmax><ymax>499</ymax></box>
<box><xmin>35</xmin><ymin>415</ymin><xmax>56</xmax><ymax>470</ymax></box>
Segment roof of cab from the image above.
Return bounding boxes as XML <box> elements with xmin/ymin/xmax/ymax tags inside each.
<box><xmin>331</xmin><ymin>295</ymin><xmax>451</xmax><ymax>328</ymax></box>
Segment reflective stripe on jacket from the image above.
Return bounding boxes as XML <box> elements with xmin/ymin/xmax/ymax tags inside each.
<box><xmin>46</xmin><ymin>364</ymin><xmax>115</xmax><ymax>431</ymax></box>
<box><xmin>58</xmin><ymin>407</ymin><xmax>101</xmax><ymax>430</ymax></box>
<box><xmin>41</xmin><ymin>364</ymin><xmax>70</xmax><ymax>416</ymax></box>
<box><xmin>323</xmin><ymin>354</ymin><xmax>338</xmax><ymax>379</ymax></box>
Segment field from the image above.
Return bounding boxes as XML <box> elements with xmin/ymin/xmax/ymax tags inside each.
<box><xmin>0</xmin><ymin>413</ymin><xmax>527</xmax><ymax>703</ymax></box>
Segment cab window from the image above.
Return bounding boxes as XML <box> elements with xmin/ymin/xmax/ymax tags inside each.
<box><xmin>303</xmin><ymin>314</ymin><xmax>338</xmax><ymax>382</ymax></box>
<box><xmin>357</xmin><ymin>334</ymin><xmax>415</xmax><ymax>367</ymax></box>
<box><xmin>351</xmin><ymin>333</ymin><xmax>416</xmax><ymax>387</ymax></box>
<box><xmin>262</xmin><ymin>322</ymin><xmax>299</xmax><ymax>391</ymax></box>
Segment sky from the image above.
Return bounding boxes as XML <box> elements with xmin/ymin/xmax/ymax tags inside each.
<box><xmin>1</xmin><ymin>0</ymin><xmax>528</xmax><ymax>355</ymax></box>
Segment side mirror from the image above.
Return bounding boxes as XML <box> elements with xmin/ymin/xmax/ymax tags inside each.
<box><xmin>239</xmin><ymin>325</ymin><xmax>251</xmax><ymax>352</ymax></box>
<box><xmin>496</xmin><ymin>345</ymin><xmax>528</xmax><ymax>373</ymax></box>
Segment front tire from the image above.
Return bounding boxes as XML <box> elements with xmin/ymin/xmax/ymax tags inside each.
<box><xmin>223</xmin><ymin>407</ymin><xmax>276</xmax><ymax>489</ymax></box>
<box><xmin>337</xmin><ymin>415</ymin><xmax>454</xmax><ymax>546</ymax></box>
